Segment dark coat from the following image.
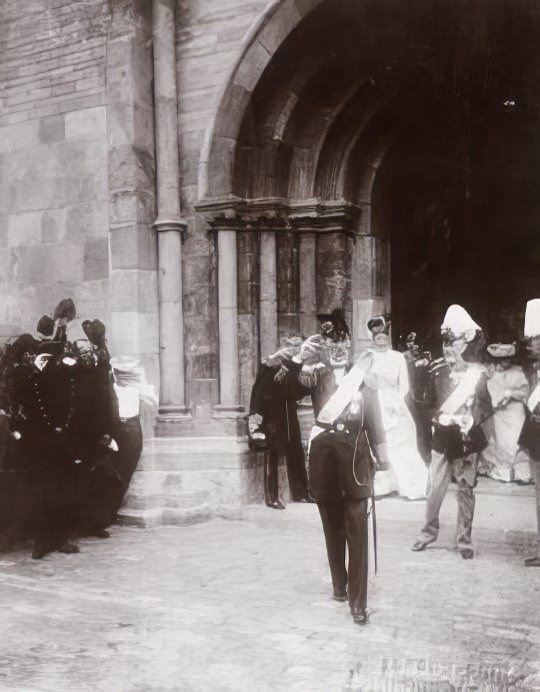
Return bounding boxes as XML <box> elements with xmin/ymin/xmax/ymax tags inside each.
<box><xmin>518</xmin><ymin>372</ymin><xmax>540</xmax><ymax>461</ymax></box>
<box><xmin>281</xmin><ymin>359</ymin><xmax>386</xmax><ymax>501</ymax></box>
<box><xmin>308</xmin><ymin>384</ymin><xmax>387</xmax><ymax>501</ymax></box>
<box><xmin>249</xmin><ymin>362</ymin><xmax>308</xmax><ymax>449</ymax></box>
<box><xmin>428</xmin><ymin>359</ymin><xmax>488</xmax><ymax>460</ymax></box>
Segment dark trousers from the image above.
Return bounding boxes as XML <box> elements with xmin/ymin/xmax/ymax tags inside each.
<box><xmin>265</xmin><ymin>435</ymin><xmax>309</xmax><ymax>502</ymax></box>
<box><xmin>317</xmin><ymin>499</ymin><xmax>369</xmax><ymax>612</ymax></box>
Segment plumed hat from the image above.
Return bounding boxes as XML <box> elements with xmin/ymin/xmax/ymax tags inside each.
<box><xmin>487</xmin><ymin>343</ymin><xmax>516</xmax><ymax>359</ymax></box>
<box><xmin>524</xmin><ymin>299</ymin><xmax>540</xmax><ymax>338</ymax></box>
<box><xmin>440</xmin><ymin>304</ymin><xmax>480</xmax><ymax>343</ymax></box>
<box><xmin>82</xmin><ymin>319</ymin><xmax>106</xmax><ymax>347</ymax></box>
<box><xmin>36</xmin><ymin>315</ymin><xmax>55</xmax><ymax>337</ymax></box>
<box><xmin>367</xmin><ymin>314</ymin><xmax>391</xmax><ymax>334</ymax></box>
<box><xmin>53</xmin><ymin>298</ymin><xmax>76</xmax><ymax>321</ymax></box>
<box><xmin>9</xmin><ymin>333</ymin><xmax>40</xmax><ymax>362</ymax></box>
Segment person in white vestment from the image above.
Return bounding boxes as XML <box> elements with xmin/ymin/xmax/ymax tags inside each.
<box><xmin>366</xmin><ymin>316</ymin><xmax>428</xmax><ymax>500</ymax></box>
<box><xmin>479</xmin><ymin>343</ymin><xmax>531</xmax><ymax>483</ymax></box>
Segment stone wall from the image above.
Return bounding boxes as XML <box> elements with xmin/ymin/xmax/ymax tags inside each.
<box><xmin>0</xmin><ymin>0</ymin><xmax>159</xmax><ymax>397</ymax></box>
<box><xmin>0</xmin><ymin>0</ymin><xmax>111</xmax><ymax>337</ymax></box>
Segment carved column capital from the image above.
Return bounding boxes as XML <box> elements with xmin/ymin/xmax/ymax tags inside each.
<box><xmin>153</xmin><ymin>218</ymin><xmax>188</xmax><ymax>235</ymax></box>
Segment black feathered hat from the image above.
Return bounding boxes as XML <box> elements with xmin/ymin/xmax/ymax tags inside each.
<box><xmin>36</xmin><ymin>315</ymin><xmax>55</xmax><ymax>337</ymax></box>
<box><xmin>53</xmin><ymin>298</ymin><xmax>76</xmax><ymax>322</ymax></box>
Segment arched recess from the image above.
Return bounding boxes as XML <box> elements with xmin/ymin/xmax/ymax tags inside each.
<box><xmin>196</xmin><ymin>0</ymin><xmax>417</xmax><ymax>410</ymax></box>
<box><xmin>197</xmin><ymin>0</ymin><xmax>540</xmax><ymax>412</ymax></box>
<box><xmin>198</xmin><ymin>0</ymin><xmax>325</xmax><ymax>202</ymax></box>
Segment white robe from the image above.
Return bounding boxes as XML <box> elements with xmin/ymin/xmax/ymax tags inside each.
<box><xmin>480</xmin><ymin>366</ymin><xmax>532</xmax><ymax>482</ymax></box>
<box><xmin>368</xmin><ymin>348</ymin><xmax>428</xmax><ymax>499</ymax></box>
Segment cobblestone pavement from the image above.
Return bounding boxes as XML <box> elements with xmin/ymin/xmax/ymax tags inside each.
<box><xmin>0</xmin><ymin>481</ymin><xmax>539</xmax><ymax>692</ymax></box>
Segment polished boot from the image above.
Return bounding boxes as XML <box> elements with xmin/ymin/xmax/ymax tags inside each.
<box><xmin>351</xmin><ymin>607</ymin><xmax>369</xmax><ymax>625</ymax></box>
<box><xmin>264</xmin><ymin>453</ymin><xmax>285</xmax><ymax>509</ymax></box>
<box><xmin>57</xmin><ymin>540</ymin><xmax>80</xmax><ymax>554</ymax></box>
<box><xmin>32</xmin><ymin>539</ymin><xmax>55</xmax><ymax>560</ymax></box>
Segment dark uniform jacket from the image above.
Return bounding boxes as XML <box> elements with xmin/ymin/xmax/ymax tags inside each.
<box><xmin>248</xmin><ymin>362</ymin><xmax>307</xmax><ymax>450</ymax></box>
<box><xmin>428</xmin><ymin>358</ymin><xmax>488</xmax><ymax>461</ymax></box>
<box><xmin>518</xmin><ymin>371</ymin><xmax>540</xmax><ymax>461</ymax></box>
<box><xmin>283</xmin><ymin>359</ymin><xmax>386</xmax><ymax>501</ymax></box>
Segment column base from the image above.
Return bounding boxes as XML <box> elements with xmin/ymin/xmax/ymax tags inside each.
<box><xmin>157</xmin><ymin>405</ymin><xmax>192</xmax><ymax>421</ymax></box>
<box><xmin>212</xmin><ymin>404</ymin><xmax>245</xmax><ymax>420</ymax></box>
<box><xmin>155</xmin><ymin>406</ymin><xmax>193</xmax><ymax>437</ymax></box>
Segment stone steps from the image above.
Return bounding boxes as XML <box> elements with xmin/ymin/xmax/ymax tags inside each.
<box><xmin>118</xmin><ymin>436</ymin><xmax>268</xmax><ymax>526</ymax></box>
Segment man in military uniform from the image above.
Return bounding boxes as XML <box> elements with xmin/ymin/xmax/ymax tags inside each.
<box><xmin>411</xmin><ymin>305</ymin><xmax>487</xmax><ymax>559</ymax></box>
<box><xmin>285</xmin><ymin>345</ymin><xmax>389</xmax><ymax>625</ymax></box>
<box><xmin>248</xmin><ymin>337</ymin><xmax>311</xmax><ymax>508</ymax></box>
<box><xmin>519</xmin><ymin>299</ymin><xmax>540</xmax><ymax>566</ymax></box>
<box><xmin>403</xmin><ymin>332</ymin><xmax>433</xmax><ymax>464</ymax></box>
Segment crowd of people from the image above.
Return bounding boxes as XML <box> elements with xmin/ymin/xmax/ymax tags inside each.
<box><xmin>248</xmin><ymin>302</ymin><xmax>540</xmax><ymax>625</ymax></box>
<box><xmin>0</xmin><ymin>298</ymin><xmax>142</xmax><ymax>559</ymax></box>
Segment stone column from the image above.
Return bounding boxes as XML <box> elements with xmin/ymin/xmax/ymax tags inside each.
<box><xmin>152</xmin><ymin>0</ymin><xmax>188</xmax><ymax>417</ymax></box>
<box><xmin>277</xmin><ymin>231</ymin><xmax>300</xmax><ymax>339</ymax></box>
<box><xmin>299</xmin><ymin>232</ymin><xmax>317</xmax><ymax>337</ymax></box>
<box><xmin>214</xmin><ymin>228</ymin><xmax>243</xmax><ymax>414</ymax></box>
<box><xmin>351</xmin><ymin>234</ymin><xmax>387</xmax><ymax>358</ymax></box>
<box><xmin>316</xmin><ymin>232</ymin><xmax>351</xmax><ymax>316</ymax></box>
<box><xmin>259</xmin><ymin>230</ymin><xmax>278</xmax><ymax>360</ymax></box>
<box><xmin>237</xmin><ymin>231</ymin><xmax>259</xmax><ymax>410</ymax></box>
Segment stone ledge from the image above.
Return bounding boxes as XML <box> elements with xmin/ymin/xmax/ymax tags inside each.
<box><xmin>118</xmin><ymin>503</ymin><xmax>245</xmax><ymax>527</ymax></box>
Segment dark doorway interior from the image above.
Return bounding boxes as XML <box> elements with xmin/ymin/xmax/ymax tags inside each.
<box><xmin>379</xmin><ymin>0</ymin><xmax>540</xmax><ymax>350</ymax></box>
<box><xmin>231</xmin><ymin>0</ymin><xmax>540</xmax><ymax>354</ymax></box>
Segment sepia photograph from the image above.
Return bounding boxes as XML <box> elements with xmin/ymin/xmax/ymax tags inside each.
<box><xmin>1</xmin><ymin>0</ymin><xmax>540</xmax><ymax>689</ymax></box>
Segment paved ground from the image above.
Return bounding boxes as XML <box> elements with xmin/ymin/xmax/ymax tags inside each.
<box><xmin>0</xmin><ymin>479</ymin><xmax>539</xmax><ymax>691</ymax></box>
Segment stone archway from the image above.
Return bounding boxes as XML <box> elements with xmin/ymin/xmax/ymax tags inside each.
<box><xmin>196</xmin><ymin>0</ymin><xmax>415</xmax><ymax>411</ymax></box>
<box><xmin>197</xmin><ymin>0</ymin><xmax>540</xmax><ymax>411</ymax></box>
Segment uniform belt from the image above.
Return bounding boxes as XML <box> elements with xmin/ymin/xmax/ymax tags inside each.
<box><xmin>315</xmin><ymin>421</ymin><xmax>351</xmax><ymax>434</ymax></box>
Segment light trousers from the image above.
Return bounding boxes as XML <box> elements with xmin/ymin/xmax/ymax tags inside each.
<box><xmin>418</xmin><ymin>450</ymin><xmax>477</xmax><ymax>550</ymax></box>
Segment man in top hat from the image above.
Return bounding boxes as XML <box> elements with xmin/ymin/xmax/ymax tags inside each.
<box><xmin>411</xmin><ymin>304</ymin><xmax>487</xmax><ymax>559</ymax></box>
<box><xmin>248</xmin><ymin>336</ymin><xmax>313</xmax><ymax>508</ymax></box>
<box><xmin>517</xmin><ymin>299</ymin><xmax>540</xmax><ymax>566</ymax></box>
<box><xmin>284</xmin><ymin>342</ymin><xmax>389</xmax><ymax>625</ymax></box>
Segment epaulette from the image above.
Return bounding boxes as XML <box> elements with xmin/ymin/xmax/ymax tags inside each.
<box><xmin>429</xmin><ymin>358</ymin><xmax>448</xmax><ymax>376</ymax></box>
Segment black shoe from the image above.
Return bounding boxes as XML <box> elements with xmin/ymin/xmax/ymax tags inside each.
<box><xmin>265</xmin><ymin>500</ymin><xmax>285</xmax><ymax>510</ymax></box>
<box><xmin>32</xmin><ymin>541</ymin><xmax>53</xmax><ymax>560</ymax></box>
<box><xmin>292</xmin><ymin>494</ymin><xmax>316</xmax><ymax>503</ymax></box>
<box><xmin>93</xmin><ymin>529</ymin><xmax>111</xmax><ymax>539</ymax></box>
<box><xmin>524</xmin><ymin>555</ymin><xmax>540</xmax><ymax>567</ymax></box>
<box><xmin>333</xmin><ymin>591</ymin><xmax>348</xmax><ymax>603</ymax></box>
<box><xmin>459</xmin><ymin>546</ymin><xmax>474</xmax><ymax>560</ymax></box>
<box><xmin>351</xmin><ymin>608</ymin><xmax>369</xmax><ymax>625</ymax></box>
<box><xmin>57</xmin><ymin>540</ymin><xmax>80</xmax><ymax>554</ymax></box>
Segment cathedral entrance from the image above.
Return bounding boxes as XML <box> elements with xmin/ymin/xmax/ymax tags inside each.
<box><xmin>199</xmin><ymin>0</ymin><xmax>540</xmax><ymax>409</ymax></box>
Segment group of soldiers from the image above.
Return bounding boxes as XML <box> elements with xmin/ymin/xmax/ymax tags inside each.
<box><xmin>0</xmin><ymin>299</ymin><xmax>142</xmax><ymax>559</ymax></box>
<box><xmin>248</xmin><ymin>302</ymin><xmax>540</xmax><ymax>626</ymax></box>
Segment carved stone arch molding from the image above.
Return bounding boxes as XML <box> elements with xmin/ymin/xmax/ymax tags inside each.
<box><xmin>195</xmin><ymin>0</ymin><xmax>410</xmax><ymax>413</ymax></box>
